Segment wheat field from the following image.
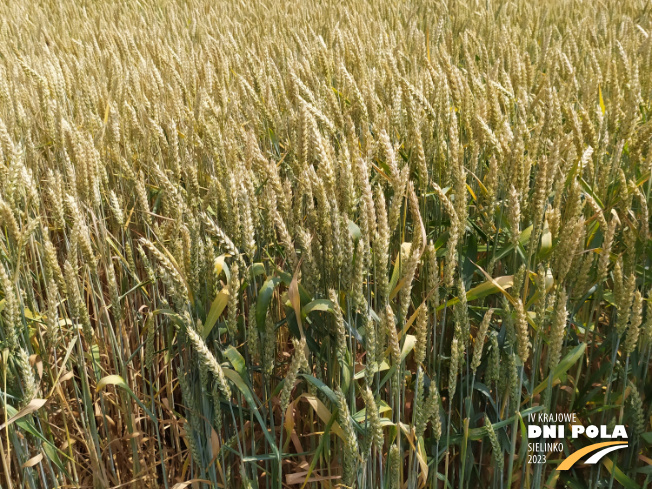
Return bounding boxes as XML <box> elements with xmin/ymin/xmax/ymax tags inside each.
<box><xmin>0</xmin><ymin>0</ymin><xmax>651</xmax><ymax>487</ymax></box>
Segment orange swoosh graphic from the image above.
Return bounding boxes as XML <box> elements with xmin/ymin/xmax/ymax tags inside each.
<box><xmin>557</xmin><ymin>441</ymin><xmax>628</xmax><ymax>470</ymax></box>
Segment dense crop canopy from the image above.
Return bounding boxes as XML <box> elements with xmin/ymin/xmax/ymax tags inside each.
<box><xmin>0</xmin><ymin>0</ymin><xmax>651</xmax><ymax>487</ymax></box>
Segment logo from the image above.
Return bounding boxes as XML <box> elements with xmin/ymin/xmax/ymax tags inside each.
<box><xmin>527</xmin><ymin>413</ymin><xmax>628</xmax><ymax>470</ymax></box>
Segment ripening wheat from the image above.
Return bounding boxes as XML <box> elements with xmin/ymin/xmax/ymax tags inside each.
<box><xmin>0</xmin><ymin>0</ymin><xmax>651</xmax><ymax>488</ymax></box>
